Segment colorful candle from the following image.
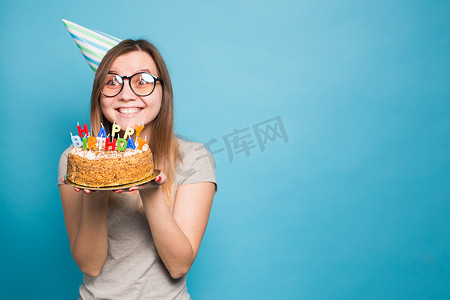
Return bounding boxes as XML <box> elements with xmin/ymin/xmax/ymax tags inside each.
<box><xmin>135</xmin><ymin>124</ymin><xmax>144</xmax><ymax>139</ymax></box>
<box><xmin>124</xmin><ymin>125</ymin><xmax>134</xmax><ymax>140</ymax></box>
<box><xmin>83</xmin><ymin>137</ymin><xmax>88</xmax><ymax>150</ymax></box>
<box><xmin>111</xmin><ymin>122</ymin><xmax>121</xmax><ymax>138</ymax></box>
<box><xmin>116</xmin><ymin>138</ymin><xmax>127</xmax><ymax>151</ymax></box>
<box><xmin>98</xmin><ymin>124</ymin><xmax>107</xmax><ymax>138</ymax></box>
<box><xmin>70</xmin><ymin>132</ymin><xmax>83</xmax><ymax>147</ymax></box>
<box><xmin>104</xmin><ymin>138</ymin><xmax>117</xmax><ymax>151</ymax></box>
<box><xmin>77</xmin><ymin>123</ymin><xmax>89</xmax><ymax>137</ymax></box>
<box><xmin>126</xmin><ymin>137</ymin><xmax>136</xmax><ymax>149</ymax></box>
<box><xmin>96</xmin><ymin>137</ymin><xmax>105</xmax><ymax>150</ymax></box>
<box><xmin>137</xmin><ymin>136</ymin><xmax>147</xmax><ymax>150</ymax></box>
<box><xmin>87</xmin><ymin>136</ymin><xmax>98</xmax><ymax>150</ymax></box>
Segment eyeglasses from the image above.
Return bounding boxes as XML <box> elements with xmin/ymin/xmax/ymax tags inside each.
<box><xmin>101</xmin><ymin>72</ymin><xmax>163</xmax><ymax>97</ymax></box>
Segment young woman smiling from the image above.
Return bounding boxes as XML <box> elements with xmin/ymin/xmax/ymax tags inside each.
<box><xmin>58</xmin><ymin>39</ymin><xmax>216</xmax><ymax>300</ymax></box>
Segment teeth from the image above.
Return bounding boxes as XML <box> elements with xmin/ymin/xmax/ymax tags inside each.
<box><xmin>118</xmin><ymin>107</ymin><xmax>141</xmax><ymax>114</ymax></box>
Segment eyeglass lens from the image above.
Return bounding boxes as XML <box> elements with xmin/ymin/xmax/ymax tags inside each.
<box><xmin>102</xmin><ymin>73</ymin><xmax>156</xmax><ymax>97</ymax></box>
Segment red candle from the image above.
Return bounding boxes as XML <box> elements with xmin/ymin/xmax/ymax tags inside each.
<box><xmin>105</xmin><ymin>138</ymin><xmax>117</xmax><ymax>151</ymax></box>
<box><xmin>77</xmin><ymin>123</ymin><xmax>89</xmax><ymax>137</ymax></box>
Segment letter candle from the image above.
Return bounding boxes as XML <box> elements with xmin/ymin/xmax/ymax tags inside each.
<box><xmin>137</xmin><ymin>136</ymin><xmax>147</xmax><ymax>150</ymax></box>
<box><xmin>70</xmin><ymin>132</ymin><xmax>83</xmax><ymax>147</ymax></box>
<box><xmin>97</xmin><ymin>137</ymin><xmax>105</xmax><ymax>150</ymax></box>
<box><xmin>77</xmin><ymin>122</ymin><xmax>89</xmax><ymax>137</ymax></box>
<box><xmin>116</xmin><ymin>138</ymin><xmax>127</xmax><ymax>151</ymax></box>
<box><xmin>135</xmin><ymin>124</ymin><xmax>144</xmax><ymax>139</ymax></box>
<box><xmin>105</xmin><ymin>137</ymin><xmax>117</xmax><ymax>151</ymax></box>
<box><xmin>111</xmin><ymin>122</ymin><xmax>121</xmax><ymax>138</ymax></box>
<box><xmin>127</xmin><ymin>137</ymin><xmax>136</xmax><ymax>149</ymax></box>
<box><xmin>70</xmin><ymin>122</ymin><xmax>148</xmax><ymax>151</ymax></box>
<box><xmin>124</xmin><ymin>125</ymin><xmax>134</xmax><ymax>140</ymax></box>
<box><xmin>98</xmin><ymin>123</ymin><xmax>107</xmax><ymax>138</ymax></box>
<box><xmin>87</xmin><ymin>137</ymin><xmax>98</xmax><ymax>150</ymax></box>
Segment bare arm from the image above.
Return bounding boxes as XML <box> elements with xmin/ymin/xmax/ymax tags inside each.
<box><xmin>139</xmin><ymin>177</ymin><xmax>215</xmax><ymax>279</ymax></box>
<box><xmin>59</xmin><ymin>182</ymin><xmax>109</xmax><ymax>277</ymax></box>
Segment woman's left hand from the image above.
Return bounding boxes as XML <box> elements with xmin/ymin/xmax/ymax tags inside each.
<box><xmin>112</xmin><ymin>172</ymin><xmax>166</xmax><ymax>194</ymax></box>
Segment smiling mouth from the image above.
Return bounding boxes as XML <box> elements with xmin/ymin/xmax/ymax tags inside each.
<box><xmin>117</xmin><ymin>107</ymin><xmax>142</xmax><ymax>114</ymax></box>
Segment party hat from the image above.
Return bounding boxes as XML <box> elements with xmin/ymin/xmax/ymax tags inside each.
<box><xmin>62</xmin><ymin>19</ymin><xmax>122</xmax><ymax>72</ymax></box>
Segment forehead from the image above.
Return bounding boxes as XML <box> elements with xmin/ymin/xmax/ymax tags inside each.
<box><xmin>110</xmin><ymin>51</ymin><xmax>157</xmax><ymax>75</ymax></box>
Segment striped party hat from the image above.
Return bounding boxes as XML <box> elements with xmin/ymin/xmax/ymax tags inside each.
<box><xmin>62</xmin><ymin>19</ymin><xmax>122</xmax><ymax>72</ymax></box>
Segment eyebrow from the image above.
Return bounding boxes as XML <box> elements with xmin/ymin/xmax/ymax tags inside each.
<box><xmin>109</xmin><ymin>68</ymin><xmax>154</xmax><ymax>74</ymax></box>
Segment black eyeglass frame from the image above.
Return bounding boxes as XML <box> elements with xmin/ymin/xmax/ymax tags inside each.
<box><xmin>100</xmin><ymin>72</ymin><xmax>163</xmax><ymax>97</ymax></box>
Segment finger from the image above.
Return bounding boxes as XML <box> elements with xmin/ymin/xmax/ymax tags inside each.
<box><xmin>128</xmin><ymin>186</ymin><xmax>139</xmax><ymax>192</ymax></box>
<box><xmin>74</xmin><ymin>187</ymin><xmax>81</xmax><ymax>192</ymax></box>
<box><xmin>84</xmin><ymin>189</ymin><xmax>91</xmax><ymax>194</ymax></box>
<box><xmin>155</xmin><ymin>172</ymin><xmax>166</xmax><ymax>185</ymax></box>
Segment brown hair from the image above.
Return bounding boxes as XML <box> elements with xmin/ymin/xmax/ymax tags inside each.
<box><xmin>90</xmin><ymin>39</ymin><xmax>181</xmax><ymax>207</ymax></box>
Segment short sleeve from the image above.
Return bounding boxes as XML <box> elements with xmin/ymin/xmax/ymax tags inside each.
<box><xmin>177</xmin><ymin>142</ymin><xmax>217</xmax><ymax>191</ymax></box>
<box><xmin>57</xmin><ymin>146</ymin><xmax>72</xmax><ymax>185</ymax></box>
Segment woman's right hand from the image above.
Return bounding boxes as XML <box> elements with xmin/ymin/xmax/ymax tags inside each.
<box><xmin>60</xmin><ymin>176</ymin><xmax>96</xmax><ymax>194</ymax></box>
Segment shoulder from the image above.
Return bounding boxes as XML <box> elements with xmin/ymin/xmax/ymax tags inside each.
<box><xmin>60</xmin><ymin>145</ymin><xmax>74</xmax><ymax>159</ymax></box>
<box><xmin>58</xmin><ymin>145</ymin><xmax>74</xmax><ymax>166</ymax></box>
<box><xmin>57</xmin><ymin>145</ymin><xmax>73</xmax><ymax>185</ymax></box>
<box><xmin>177</xmin><ymin>137</ymin><xmax>211</xmax><ymax>163</ymax></box>
<box><xmin>175</xmin><ymin>137</ymin><xmax>216</xmax><ymax>188</ymax></box>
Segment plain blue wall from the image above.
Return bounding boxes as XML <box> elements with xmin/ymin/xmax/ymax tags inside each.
<box><xmin>1</xmin><ymin>0</ymin><xmax>449</xmax><ymax>299</ymax></box>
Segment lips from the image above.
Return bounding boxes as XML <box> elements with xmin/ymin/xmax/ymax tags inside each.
<box><xmin>116</xmin><ymin>107</ymin><xmax>142</xmax><ymax>114</ymax></box>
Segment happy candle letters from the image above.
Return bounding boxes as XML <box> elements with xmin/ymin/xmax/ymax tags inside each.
<box><xmin>70</xmin><ymin>123</ymin><xmax>147</xmax><ymax>151</ymax></box>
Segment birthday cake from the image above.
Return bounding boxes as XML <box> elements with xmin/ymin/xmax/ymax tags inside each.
<box><xmin>66</xmin><ymin>123</ymin><xmax>154</xmax><ymax>188</ymax></box>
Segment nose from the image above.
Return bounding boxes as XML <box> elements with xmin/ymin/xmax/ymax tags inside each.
<box><xmin>119</xmin><ymin>79</ymin><xmax>136</xmax><ymax>101</ymax></box>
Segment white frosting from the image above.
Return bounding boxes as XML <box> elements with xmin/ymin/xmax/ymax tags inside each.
<box><xmin>70</xmin><ymin>143</ymin><xmax>149</xmax><ymax>160</ymax></box>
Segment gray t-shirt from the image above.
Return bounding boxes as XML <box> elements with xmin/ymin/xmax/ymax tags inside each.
<box><xmin>58</xmin><ymin>138</ymin><xmax>217</xmax><ymax>300</ymax></box>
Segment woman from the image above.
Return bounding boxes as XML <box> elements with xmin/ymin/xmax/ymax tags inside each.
<box><xmin>58</xmin><ymin>39</ymin><xmax>217</xmax><ymax>299</ymax></box>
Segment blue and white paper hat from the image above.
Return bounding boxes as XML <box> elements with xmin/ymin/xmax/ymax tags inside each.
<box><xmin>62</xmin><ymin>19</ymin><xmax>122</xmax><ymax>72</ymax></box>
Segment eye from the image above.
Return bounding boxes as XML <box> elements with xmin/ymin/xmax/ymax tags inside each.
<box><xmin>106</xmin><ymin>75</ymin><xmax>122</xmax><ymax>86</ymax></box>
<box><xmin>137</xmin><ymin>76</ymin><xmax>150</xmax><ymax>85</ymax></box>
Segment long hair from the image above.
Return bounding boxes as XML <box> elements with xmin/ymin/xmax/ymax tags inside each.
<box><xmin>90</xmin><ymin>39</ymin><xmax>181</xmax><ymax>207</ymax></box>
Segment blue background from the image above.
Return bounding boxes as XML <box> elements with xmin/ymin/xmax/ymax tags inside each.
<box><xmin>1</xmin><ymin>0</ymin><xmax>449</xmax><ymax>299</ymax></box>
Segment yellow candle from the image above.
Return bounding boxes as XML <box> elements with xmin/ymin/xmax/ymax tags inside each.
<box><xmin>137</xmin><ymin>137</ymin><xmax>147</xmax><ymax>150</ymax></box>
<box><xmin>135</xmin><ymin>124</ymin><xmax>144</xmax><ymax>139</ymax></box>
<box><xmin>124</xmin><ymin>125</ymin><xmax>134</xmax><ymax>140</ymax></box>
<box><xmin>112</xmin><ymin>122</ymin><xmax>121</xmax><ymax>138</ymax></box>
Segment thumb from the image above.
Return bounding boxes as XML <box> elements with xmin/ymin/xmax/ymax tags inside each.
<box><xmin>155</xmin><ymin>172</ymin><xmax>166</xmax><ymax>185</ymax></box>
